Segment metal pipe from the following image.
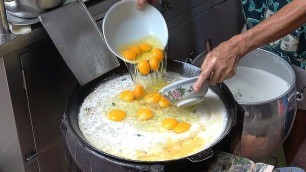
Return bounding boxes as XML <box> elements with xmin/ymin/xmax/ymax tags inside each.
<box><xmin>0</xmin><ymin>0</ymin><xmax>9</xmax><ymax>34</ymax></box>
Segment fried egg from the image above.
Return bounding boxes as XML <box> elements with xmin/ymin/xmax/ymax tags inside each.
<box><xmin>78</xmin><ymin>72</ymin><xmax>228</xmax><ymax>161</ymax></box>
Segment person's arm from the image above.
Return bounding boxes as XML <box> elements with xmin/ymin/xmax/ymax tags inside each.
<box><xmin>194</xmin><ymin>0</ymin><xmax>306</xmax><ymax>92</ymax></box>
<box><xmin>241</xmin><ymin>0</ymin><xmax>306</xmax><ymax>54</ymax></box>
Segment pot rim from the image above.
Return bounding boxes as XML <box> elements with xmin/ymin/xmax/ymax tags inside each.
<box><xmin>236</xmin><ymin>48</ymin><xmax>296</xmax><ymax>105</ymax></box>
<box><xmin>192</xmin><ymin>48</ymin><xmax>296</xmax><ymax>106</ymax></box>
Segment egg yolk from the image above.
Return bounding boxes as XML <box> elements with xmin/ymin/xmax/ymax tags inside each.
<box><xmin>158</xmin><ymin>96</ymin><xmax>171</xmax><ymax>108</ymax></box>
<box><xmin>137</xmin><ymin>60</ymin><xmax>151</xmax><ymax>75</ymax></box>
<box><xmin>173</xmin><ymin>122</ymin><xmax>191</xmax><ymax>134</ymax></box>
<box><xmin>123</xmin><ymin>50</ymin><xmax>137</xmax><ymax>60</ymax></box>
<box><xmin>137</xmin><ymin>108</ymin><xmax>154</xmax><ymax>121</ymax></box>
<box><xmin>134</xmin><ymin>84</ymin><xmax>145</xmax><ymax>99</ymax></box>
<box><xmin>120</xmin><ymin>90</ymin><xmax>135</xmax><ymax>101</ymax></box>
<box><xmin>162</xmin><ymin>118</ymin><xmax>179</xmax><ymax>130</ymax></box>
<box><xmin>139</xmin><ymin>43</ymin><xmax>152</xmax><ymax>52</ymax></box>
<box><xmin>151</xmin><ymin>48</ymin><xmax>164</xmax><ymax>62</ymax></box>
<box><xmin>144</xmin><ymin>92</ymin><xmax>161</xmax><ymax>103</ymax></box>
<box><xmin>108</xmin><ymin>110</ymin><xmax>126</xmax><ymax>121</ymax></box>
<box><xmin>149</xmin><ymin>57</ymin><xmax>160</xmax><ymax>71</ymax></box>
<box><xmin>130</xmin><ymin>46</ymin><xmax>141</xmax><ymax>55</ymax></box>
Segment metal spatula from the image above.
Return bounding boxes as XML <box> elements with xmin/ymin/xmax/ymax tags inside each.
<box><xmin>39</xmin><ymin>0</ymin><xmax>120</xmax><ymax>85</ymax></box>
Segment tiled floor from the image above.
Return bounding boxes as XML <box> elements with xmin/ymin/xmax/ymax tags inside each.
<box><xmin>291</xmin><ymin>138</ymin><xmax>306</xmax><ymax>170</ymax></box>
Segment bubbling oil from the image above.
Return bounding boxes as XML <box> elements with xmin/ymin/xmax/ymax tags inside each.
<box><xmin>118</xmin><ymin>36</ymin><xmax>168</xmax><ymax>89</ymax></box>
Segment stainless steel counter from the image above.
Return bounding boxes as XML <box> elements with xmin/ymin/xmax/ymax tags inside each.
<box><xmin>0</xmin><ymin>0</ymin><xmax>120</xmax><ymax>57</ymax></box>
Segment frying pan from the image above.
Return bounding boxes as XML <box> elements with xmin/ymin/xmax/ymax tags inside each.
<box><xmin>64</xmin><ymin>59</ymin><xmax>239</xmax><ymax>164</ymax></box>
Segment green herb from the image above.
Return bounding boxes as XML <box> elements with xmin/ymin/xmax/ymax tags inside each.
<box><xmin>84</xmin><ymin>107</ymin><xmax>90</xmax><ymax>112</ymax></box>
<box><xmin>112</xmin><ymin>102</ymin><xmax>116</xmax><ymax>107</ymax></box>
<box><xmin>237</xmin><ymin>92</ymin><xmax>242</xmax><ymax>97</ymax></box>
<box><xmin>136</xmin><ymin>134</ymin><xmax>142</xmax><ymax>137</ymax></box>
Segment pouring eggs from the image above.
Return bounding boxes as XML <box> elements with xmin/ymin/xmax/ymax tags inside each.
<box><xmin>102</xmin><ymin>0</ymin><xmax>168</xmax><ymax>64</ymax></box>
<box><xmin>84</xmin><ymin>0</ymin><xmax>228</xmax><ymax>162</ymax></box>
<box><xmin>78</xmin><ymin>72</ymin><xmax>228</xmax><ymax>161</ymax></box>
<box><xmin>116</xmin><ymin>77</ymin><xmax>189</xmax><ymax>130</ymax></box>
<box><xmin>119</xmin><ymin>36</ymin><xmax>166</xmax><ymax>77</ymax></box>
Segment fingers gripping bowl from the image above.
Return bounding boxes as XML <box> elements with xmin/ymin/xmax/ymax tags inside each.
<box><xmin>102</xmin><ymin>0</ymin><xmax>168</xmax><ymax>63</ymax></box>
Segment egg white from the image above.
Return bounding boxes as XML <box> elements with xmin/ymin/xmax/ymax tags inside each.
<box><xmin>78</xmin><ymin>72</ymin><xmax>228</xmax><ymax>161</ymax></box>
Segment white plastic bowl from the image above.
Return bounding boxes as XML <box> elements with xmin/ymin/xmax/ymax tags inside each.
<box><xmin>159</xmin><ymin>77</ymin><xmax>209</xmax><ymax>107</ymax></box>
<box><xmin>102</xmin><ymin>0</ymin><xmax>168</xmax><ymax>62</ymax></box>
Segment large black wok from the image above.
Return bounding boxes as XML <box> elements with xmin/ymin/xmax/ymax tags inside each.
<box><xmin>61</xmin><ymin>59</ymin><xmax>243</xmax><ymax>172</ymax></box>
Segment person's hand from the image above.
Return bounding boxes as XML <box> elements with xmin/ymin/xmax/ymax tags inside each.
<box><xmin>137</xmin><ymin>0</ymin><xmax>158</xmax><ymax>10</ymax></box>
<box><xmin>193</xmin><ymin>36</ymin><xmax>247</xmax><ymax>92</ymax></box>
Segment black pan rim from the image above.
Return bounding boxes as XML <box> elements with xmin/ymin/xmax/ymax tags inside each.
<box><xmin>64</xmin><ymin>59</ymin><xmax>237</xmax><ymax>164</ymax></box>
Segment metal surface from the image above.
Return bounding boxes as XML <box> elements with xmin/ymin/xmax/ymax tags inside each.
<box><xmin>187</xmin><ymin>39</ymin><xmax>212</xmax><ymax>66</ymax></box>
<box><xmin>39</xmin><ymin>0</ymin><xmax>120</xmax><ymax>85</ymax></box>
<box><xmin>0</xmin><ymin>0</ymin><xmax>243</xmax><ymax>57</ymax></box>
<box><xmin>192</xmin><ymin>48</ymin><xmax>299</xmax><ymax>162</ymax></box>
<box><xmin>0</xmin><ymin>27</ymin><xmax>44</xmax><ymax>55</ymax></box>
<box><xmin>0</xmin><ymin>0</ymin><xmax>244</xmax><ymax>171</ymax></box>
<box><xmin>189</xmin><ymin>51</ymin><xmax>206</xmax><ymax>67</ymax></box>
<box><xmin>0</xmin><ymin>57</ymin><xmax>25</xmax><ymax>172</ymax></box>
<box><xmin>62</xmin><ymin>115</ymin><xmax>245</xmax><ymax>172</ymax></box>
<box><xmin>4</xmin><ymin>0</ymin><xmax>88</xmax><ymax>26</ymax></box>
<box><xmin>0</xmin><ymin>0</ymin><xmax>119</xmax><ymax>56</ymax></box>
<box><xmin>20</xmin><ymin>42</ymin><xmax>77</xmax><ymax>172</ymax></box>
<box><xmin>156</xmin><ymin>0</ymin><xmax>209</xmax><ymax>21</ymax></box>
<box><xmin>4</xmin><ymin>0</ymin><xmax>65</xmax><ymax>18</ymax></box>
<box><xmin>232</xmin><ymin>49</ymin><xmax>298</xmax><ymax>162</ymax></box>
<box><xmin>167</xmin><ymin>0</ymin><xmax>244</xmax><ymax>62</ymax></box>
<box><xmin>25</xmin><ymin>151</ymin><xmax>39</xmax><ymax>164</ymax></box>
<box><xmin>0</xmin><ymin>0</ymin><xmax>9</xmax><ymax>33</ymax></box>
<box><xmin>6</xmin><ymin>12</ymin><xmax>40</xmax><ymax>25</ymax></box>
<box><xmin>3</xmin><ymin>50</ymin><xmax>39</xmax><ymax>172</ymax></box>
<box><xmin>62</xmin><ymin>59</ymin><xmax>242</xmax><ymax>171</ymax></box>
<box><xmin>185</xmin><ymin>40</ymin><xmax>212</xmax><ymax>66</ymax></box>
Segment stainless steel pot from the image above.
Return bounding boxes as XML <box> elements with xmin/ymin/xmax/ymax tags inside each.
<box><xmin>191</xmin><ymin>48</ymin><xmax>303</xmax><ymax>162</ymax></box>
<box><xmin>4</xmin><ymin>0</ymin><xmax>65</xmax><ymax>18</ymax></box>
